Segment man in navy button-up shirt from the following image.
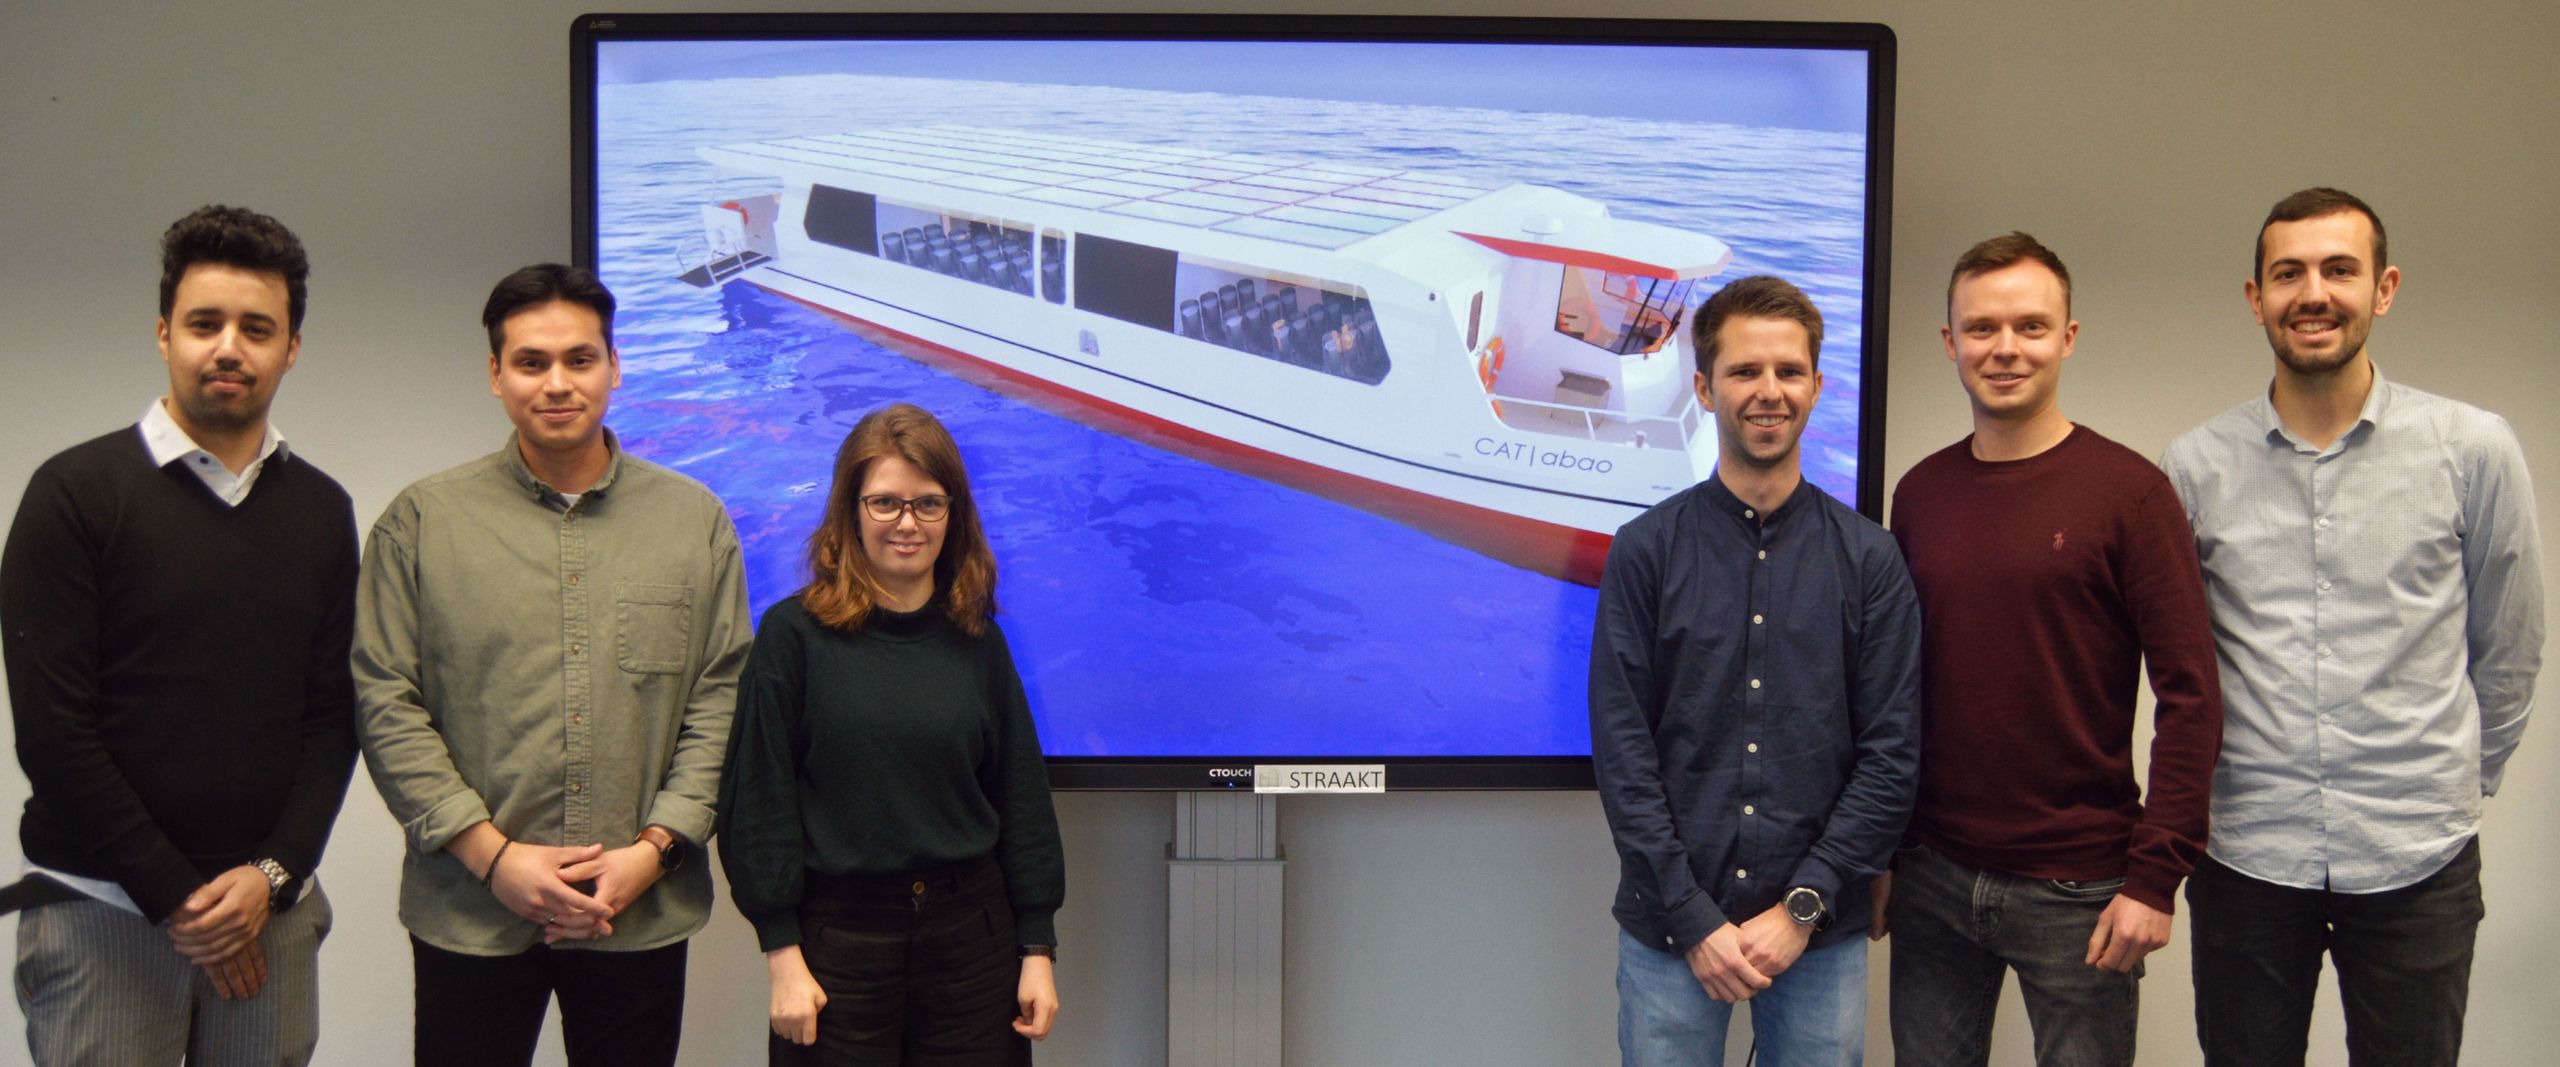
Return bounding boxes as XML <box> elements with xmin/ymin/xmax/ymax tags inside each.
<box><xmin>1592</xmin><ymin>274</ymin><xmax>1922</xmax><ymax>1066</ymax></box>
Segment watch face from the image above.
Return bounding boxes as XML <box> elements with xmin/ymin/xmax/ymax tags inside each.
<box><xmin>1787</xmin><ymin>889</ymin><xmax>1822</xmax><ymax>923</ymax></box>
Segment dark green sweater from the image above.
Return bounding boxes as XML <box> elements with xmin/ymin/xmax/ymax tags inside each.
<box><xmin>718</xmin><ymin>594</ymin><xmax>1063</xmax><ymax>952</ymax></box>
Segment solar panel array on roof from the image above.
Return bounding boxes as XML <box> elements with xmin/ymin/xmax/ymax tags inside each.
<box><xmin>709</xmin><ymin>124</ymin><xmax>1499</xmax><ymax>251</ymax></box>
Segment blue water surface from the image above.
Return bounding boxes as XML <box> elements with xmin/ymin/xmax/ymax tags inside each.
<box><xmin>593</xmin><ymin>65</ymin><xmax>1871</xmax><ymax>758</ymax></box>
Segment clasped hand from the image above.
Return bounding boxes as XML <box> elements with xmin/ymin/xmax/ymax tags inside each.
<box><xmin>165</xmin><ymin>865</ymin><xmax>274</xmax><ymax>1000</ymax></box>
<box><xmin>1685</xmin><ymin>904</ymin><xmax>1812</xmax><ymax>1003</ymax></box>
<box><xmin>485</xmin><ymin>840</ymin><xmax>665</xmax><ymax>944</ymax></box>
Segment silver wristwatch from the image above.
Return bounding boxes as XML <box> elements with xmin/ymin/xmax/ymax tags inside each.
<box><xmin>252</xmin><ymin>858</ymin><xmax>294</xmax><ymax>911</ymax></box>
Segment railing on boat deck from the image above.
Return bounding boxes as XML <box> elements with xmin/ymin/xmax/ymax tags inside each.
<box><xmin>1488</xmin><ymin>391</ymin><xmax>1702</xmax><ymax>451</ymax></box>
<box><xmin>675</xmin><ymin>233</ymin><xmax>771</xmax><ymax>288</ymax></box>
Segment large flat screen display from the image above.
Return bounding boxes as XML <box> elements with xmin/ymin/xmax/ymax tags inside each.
<box><xmin>573</xmin><ymin>14</ymin><xmax>1894</xmax><ymax>788</ymax></box>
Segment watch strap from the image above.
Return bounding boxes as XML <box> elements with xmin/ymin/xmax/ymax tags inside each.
<box><xmin>252</xmin><ymin>858</ymin><xmax>294</xmax><ymax>911</ymax></box>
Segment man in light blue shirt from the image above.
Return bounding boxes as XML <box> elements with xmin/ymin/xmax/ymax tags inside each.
<box><xmin>2161</xmin><ymin>187</ymin><xmax>2544</xmax><ymax>1066</ymax></box>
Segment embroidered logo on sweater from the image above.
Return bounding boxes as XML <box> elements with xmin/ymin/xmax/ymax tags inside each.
<box><xmin>2053</xmin><ymin>530</ymin><xmax>2067</xmax><ymax>551</ymax></box>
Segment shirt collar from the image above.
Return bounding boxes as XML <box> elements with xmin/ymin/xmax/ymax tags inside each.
<box><xmin>500</xmin><ymin>427</ymin><xmax>625</xmax><ymax>503</ymax></box>
<box><xmin>2256</xmin><ymin>362</ymin><xmax>2393</xmax><ymax>449</ymax></box>
<box><xmin>1700</xmin><ymin>471</ymin><xmax>1815</xmax><ymax>526</ymax></box>
<box><xmin>136</xmin><ymin>397</ymin><xmax>288</xmax><ymax>470</ymax></box>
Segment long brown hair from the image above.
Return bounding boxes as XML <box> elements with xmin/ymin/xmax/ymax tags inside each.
<box><xmin>801</xmin><ymin>403</ymin><xmax>997</xmax><ymax>635</ymax></box>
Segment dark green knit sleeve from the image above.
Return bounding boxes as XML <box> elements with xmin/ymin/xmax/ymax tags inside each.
<box><xmin>717</xmin><ymin>598</ymin><xmax>813</xmax><ymax>952</ymax></box>
<box><xmin>984</xmin><ymin>624</ymin><xmax>1064</xmax><ymax>946</ymax></box>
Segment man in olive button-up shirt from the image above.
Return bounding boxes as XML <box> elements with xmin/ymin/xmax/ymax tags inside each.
<box><xmin>353</xmin><ymin>265</ymin><xmax>751</xmax><ymax>1067</ymax></box>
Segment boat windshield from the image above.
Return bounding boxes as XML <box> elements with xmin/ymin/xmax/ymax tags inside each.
<box><xmin>1554</xmin><ymin>268</ymin><xmax>1690</xmax><ymax>357</ymax></box>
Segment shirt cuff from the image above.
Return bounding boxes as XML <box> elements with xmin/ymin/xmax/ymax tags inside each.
<box><xmin>642</xmin><ymin>793</ymin><xmax>716</xmax><ymax>849</ymax></box>
<box><xmin>1661</xmin><ymin>890</ymin><xmax>1729</xmax><ymax>952</ymax></box>
<box><xmin>406</xmin><ymin>791</ymin><xmax>494</xmax><ymax>855</ymax></box>
<box><xmin>1784</xmin><ymin>856</ymin><xmax>1846</xmax><ymax>911</ymax></box>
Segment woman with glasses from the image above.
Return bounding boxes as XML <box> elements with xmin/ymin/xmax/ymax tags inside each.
<box><xmin>719</xmin><ymin>403</ymin><xmax>1063</xmax><ymax>1065</ymax></box>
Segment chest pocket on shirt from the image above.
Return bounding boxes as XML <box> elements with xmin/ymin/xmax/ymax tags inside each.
<box><xmin>615</xmin><ymin>582</ymin><xmax>693</xmax><ymax>674</ymax></box>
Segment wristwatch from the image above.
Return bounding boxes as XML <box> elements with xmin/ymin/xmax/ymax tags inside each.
<box><xmin>1784</xmin><ymin>886</ymin><xmax>1829</xmax><ymax>930</ymax></box>
<box><xmin>636</xmin><ymin>826</ymin><xmax>685</xmax><ymax>872</ymax></box>
<box><xmin>252</xmin><ymin>858</ymin><xmax>295</xmax><ymax>912</ymax></box>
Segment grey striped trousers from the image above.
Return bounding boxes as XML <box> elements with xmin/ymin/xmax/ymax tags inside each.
<box><xmin>14</xmin><ymin>884</ymin><xmax>331</xmax><ymax>1067</ymax></box>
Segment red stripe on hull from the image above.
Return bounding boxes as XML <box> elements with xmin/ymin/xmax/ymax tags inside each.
<box><xmin>762</xmin><ymin>285</ymin><xmax>1615</xmax><ymax>586</ymax></box>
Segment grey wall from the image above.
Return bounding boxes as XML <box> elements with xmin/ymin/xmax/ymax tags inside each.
<box><xmin>3</xmin><ymin>1</ymin><xmax>2554</xmax><ymax>1064</ymax></box>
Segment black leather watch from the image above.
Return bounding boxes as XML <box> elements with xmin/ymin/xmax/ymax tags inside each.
<box><xmin>1784</xmin><ymin>886</ymin><xmax>1829</xmax><ymax>930</ymax></box>
<box><xmin>637</xmin><ymin>827</ymin><xmax>685</xmax><ymax>872</ymax></box>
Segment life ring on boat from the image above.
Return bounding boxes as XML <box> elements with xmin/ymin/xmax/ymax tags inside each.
<box><xmin>1477</xmin><ymin>337</ymin><xmax>1506</xmax><ymax>418</ymax></box>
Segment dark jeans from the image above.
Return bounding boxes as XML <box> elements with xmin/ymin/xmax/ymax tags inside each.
<box><xmin>411</xmin><ymin>936</ymin><xmax>688</xmax><ymax>1067</ymax></box>
<box><xmin>776</xmin><ymin>854</ymin><xmax>1029</xmax><ymax>1067</ymax></box>
<box><xmin>1887</xmin><ymin>843</ymin><xmax>2139</xmax><ymax>1067</ymax></box>
<box><xmin>2188</xmin><ymin>838</ymin><xmax>2483</xmax><ymax>1066</ymax></box>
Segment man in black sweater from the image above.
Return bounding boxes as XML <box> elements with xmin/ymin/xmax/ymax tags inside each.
<box><xmin>1</xmin><ymin>205</ymin><xmax>359</xmax><ymax>1066</ymax></box>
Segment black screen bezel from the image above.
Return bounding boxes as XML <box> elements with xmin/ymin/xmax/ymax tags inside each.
<box><xmin>570</xmin><ymin>11</ymin><xmax>1896</xmax><ymax>791</ymax></box>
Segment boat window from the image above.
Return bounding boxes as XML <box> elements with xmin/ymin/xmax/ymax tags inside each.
<box><xmin>1040</xmin><ymin>231</ymin><xmax>1067</xmax><ymax>306</ymax></box>
<box><xmin>1555</xmin><ymin>268</ymin><xmax>1690</xmax><ymax>357</ymax></box>
<box><xmin>1170</xmin><ymin>257</ymin><xmax>1391</xmax><ymax>386</ymax></box>
<box><xmin>803</xmin><ymin>185</ymin><xmax>879</xmax><ymax>256</ymax></box>
<box><xmin>1467</xmin><ymin>291</ymin><xmax>1484</xmax><ymax>352</ymax></box>
<box><xmin>1073</xmin><ymin>235</ymin><xmax>1178</xmax><ymax>330</ymax></box>
<box><xmin>870</xmin><ymin>199</ymin><xmax>1037</xmax><ymax>298</ymax></box>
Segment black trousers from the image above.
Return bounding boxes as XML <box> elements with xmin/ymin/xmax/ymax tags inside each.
<box><xmin>2188</xmin><ymin>837</ymin><xmax>2484</xmax><ymax>1066</ymax></box>
<box><xmin>412</xmin><ymin>935</ymin><xmax>688</xmax><ymax>1067</ymax></box>
<box><xmin>777</xmin><ymin>854</ymin><xmax>1029</xmax><ymax>1067</ymax></box>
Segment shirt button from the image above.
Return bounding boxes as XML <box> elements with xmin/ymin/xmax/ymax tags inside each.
<box><xmin>1743</xmin><ymin>805</ymin><xmax>1756</xmax><ymax>815</ymax></box>
<box><xmin>568</xmin><ymin>574</ymin><xmax>581</xmax><ymax>586</ymax></box>
<box><xmin>2318</xmin><ymin>580</ymin><xmax>2331</xmax><ymax>592</ymax></box>
<box><xmin>571</xmin><ymin>714</ymin><xmax>586</xmax><ymax>726</ymax></box>
<box><xmin>1749</xmin><ymin>679</ymin><xmax>1761</xmax><ymax>690</ymax></box>
<box><xmin>2316</xmin><ymin>646</ymin><xmax>2332</xmax><ymax>658</ymax></box>
<box><xmin>1743</xmin><ymin>508</ymin><xmax>1756</xmax><ymax>519</ymax></box>
<box><xmin>570</xmin><ymin>643</ymin><xmax>584</xmax><ymax>656</ymax></box>
<box><xmin>912</xmin><ymin>881</ymin><xmax>928</xmax><ymax>896</ymax></box>
<box><xmin>1752</xmin><ymin>614</ymin><xmax>1764</xmax><ymax>625</ymax></box>
<box><xmin>1735</xmin><ymin>869</ymin><xmax>1749</xmax><ymax>880</ymax></box>
<box><xmin>2316</xmin><ymin>516</ymin><xmax>2332</xmax><ymax>529</ymax></box>
<box><xmin>1757</xmin><ymin>550</ymin><xmax>1768</xmax><ymax>560</ymax></box>
<box><xmin>568</xmin><ymin>782</ymin><xmax>584</xmax><ymax>795</ymax></box>
<box><xmin>1665</xmin><ymin>935</ymin><xmax>1676</xmax><ymax>947</ymax></box>
<box><xmin>1746</xmin><ymin>742</ymin><xmax>1759</xmax><ymax>754</ymax></box>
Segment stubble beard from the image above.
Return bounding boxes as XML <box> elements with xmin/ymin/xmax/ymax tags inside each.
<box><xmin>2268</xmin><ymin>315</ymin><xmax>2370</xmax><ymax>377</ymax></box>
<box><xmin>177</xmin><ymin>380</ymin><xmax>267</xmax><ymax>434</ymax></box>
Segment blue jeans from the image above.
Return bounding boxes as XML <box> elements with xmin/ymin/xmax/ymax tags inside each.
<box><xmin>1885</xmin><ymin>842</ymin><xmax>2139</xmax><ymax>1067</ymax></box>
<box><xmin>1616</xmin><ymin>925</ymin><xmax>1866</xmax><ymax>1067</ymax></box>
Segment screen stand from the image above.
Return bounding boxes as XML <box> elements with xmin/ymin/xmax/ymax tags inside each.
<box><xmin>1168</xmin><ymin>791</ymin><xmax>1283</xmax><ymax>1065</ymax></box>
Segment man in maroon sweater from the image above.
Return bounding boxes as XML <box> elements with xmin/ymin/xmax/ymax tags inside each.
<box><xmin>1875</xmin><ymin>233</ymin><xmax>2223</xmax><ymax>1066</ymax></box>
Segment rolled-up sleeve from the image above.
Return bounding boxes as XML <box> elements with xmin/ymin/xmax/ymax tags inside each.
<box><xmin>648</xmin><ymin>517</ymin><xmax>750</xmax><ymax>846</ymax></box>
<box><xmin>352</xmin><ymin>498</ymin><xmax>491</xmax><ymax>855</ymax></box>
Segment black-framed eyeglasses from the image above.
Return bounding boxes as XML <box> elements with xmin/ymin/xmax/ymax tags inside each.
<box><xmin>859</xmin><ymin>494</ymin><xmax>952</xmax><ymax>523</ymax></box>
